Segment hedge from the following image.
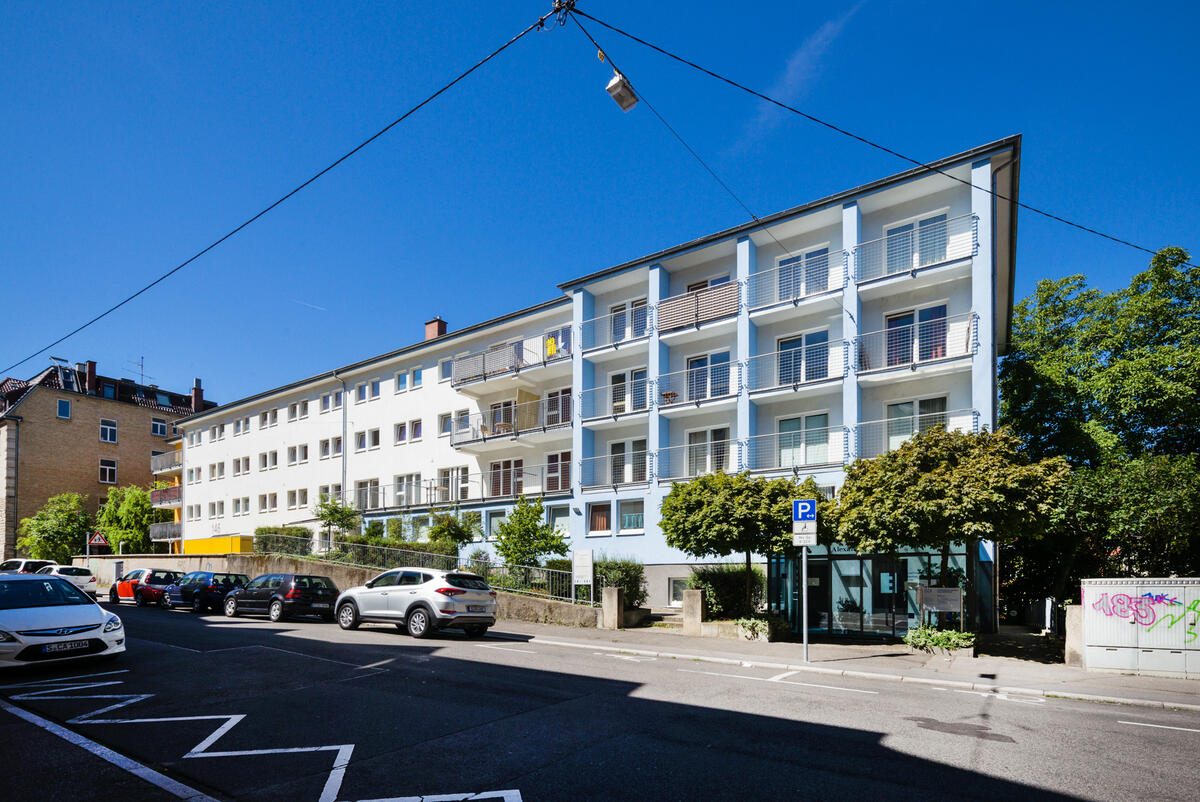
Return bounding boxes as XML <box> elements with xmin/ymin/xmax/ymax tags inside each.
<box><xmin>253</xmin><ymin>526</ymin><xmax>313</xmax><ymax>556</ymax></box>
<box><xmin>547</xmin><ymin>555</ymin><xmax>647</xmax><ymax>609</ymax></box>
<box><xmin>688</xmin><ymin>564</ymin><xmax>765</xmax><ymax>619</ymax></box>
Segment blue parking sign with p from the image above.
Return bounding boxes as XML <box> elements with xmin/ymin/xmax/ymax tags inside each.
<box><xmin>793</xmin><ymin>499</ymin><xmax>816</xmax><ymax>521</ymax></box>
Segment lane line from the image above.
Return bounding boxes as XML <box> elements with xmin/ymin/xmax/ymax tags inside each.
<box><xmin>767</xmin><ymin>670</ymin><xmax>799</xmax><ymax>682</ymax></box>
<box><xmin>477</xmin><ymin>644</ymin><xmax>537</xmax><ymax>654</ymax></box>
<box><xmin>0</xmin><ymin>700</ymin><xmax>219</xmax><ymax>802</ymax></box>
<box><xmin>678</xmin><ymin>668</ymin><xmax>878</xmax><ymax>695</ymax></box>
<box><xmin>1119</xmin><ymin>720</ymin><xmax>1200</xmax><ymax>734</ymax></box>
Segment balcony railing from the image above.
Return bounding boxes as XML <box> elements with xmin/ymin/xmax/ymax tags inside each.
<box><xmin>855</xmin><ymin>312</ymin><xmax>975</xmax><ymax>373</ymax></box>
<box><xmin>656</xmin><ymin>440</ymin><xmax>734</xmax><ymax>480</ymax></box>
<box><xmin>741</xmin><ymin>428</ymin><xmax>848</xmax><ymax>472</ymax></box>
<box><xmin>657</xmin><ymin>362</ymin><xmax>740</xmax><ymax>408</ymax></box>
<box><xmin>580</xmin><ymin>379</ymin><xmax>652</xmax><ymax>419</ymax></box>
<box><xmin>746</xmin><ymin>249</ymin><xmax>847</xmax><ymax>310</ymax></box>
<box><xmin>855</xmin><ymin>213</ymin><xmax>977</xmax><ymax>283</ymax></box>
<box><xmin>151</xmin><ymin>450</ymin><xmax>183</xmax><ymax>473</ymax></box>
<box><xmin>423</xmin><ymin>464</ymin><xmax>572</xmax><ymax>505</ymax></box>
<box><xmin>856</xmin><ymin>408</ymin><xmax>979</xmax><ymax>459</ymax></box>
<box><xmin>150</xmin><ymin>486</ymin><xmax>182</xmax><ymax>507</ymax></box>
<box><xmin>580</xmin><ymin>452</ymin><xmax>651</xmax><ymax>489</ymax></box>
<box><xmin>451</xmin><ymin>329</ymin><xmax>572</xmax><ymax>386</ymax></box>
<box><xmin>149</xmin><ymin>521</ymin><xmax>182</xmax><ymax>541</ymax></box>
<box><xmin>743</xmin><ymin>340</ymin><xmax>847</xmax><ymax>392</ymax></box>
<box><xmin>450</xmin><ymin>397</ymin><xmax>572</xmax><ymax>446</ymax></box>
<box><xmin>581</xmin><ymin>305</ymin><xmax>652</xmax><ymax>350</ymax></box>
<box><xmin>656</xmin><ymin>281</ymin><xmax>740</xmax><ymax>333</ymax></box>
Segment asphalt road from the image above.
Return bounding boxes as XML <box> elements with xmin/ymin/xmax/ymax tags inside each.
<box><xmin>1</xmin><ymin>602</ymin><xmax>1197</xmax><ymax>802</ymax></box>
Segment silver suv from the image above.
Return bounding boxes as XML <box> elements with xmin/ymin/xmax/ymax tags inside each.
<box><xmin>335</xmin><ymin>568</ymin><xmax>497</xmax><ymax>638</ymax></box>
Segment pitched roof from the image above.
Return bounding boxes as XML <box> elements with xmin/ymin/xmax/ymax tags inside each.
<box><xmin>0</xmin><ymin>363</ymin><xmax>213</xmax><ymax>417</ymax></box>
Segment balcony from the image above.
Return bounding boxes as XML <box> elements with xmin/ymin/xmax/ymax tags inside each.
<box><xmin>746</xmin><ymin>249</ymin><xmax>846</xmax><ymax>314</ymax></box>
<box><xmin>450</xmin><ymin>397</ymin><xmax>572</xmax><ymax>450</ymax></box>
<box><xmin>150</xmin><ymin>485</ymin><xmax>182</xmax><ymax>508</ymax></box>
<box><xmin>451</xmin><ymin>329</ymin><xmax>572</xmax><ymax>391</ymax></box>
<box><xmin>151</xmin><ymin>450</ymin><xmax>182</xmax><ymax>474</ymax></box>
<box><xmin>581</xmin><ymin>305</ymin><xmax>652</xmax><ymax>353</ymax></box>
<box><xmin>149</xmin><ymin>521</ymin><xmax>182</xmax><ymax>542</ymax></box>
<box><xmin>656</xmin><ymin>440</ymin><xmax>735</xmax><ymax>481</ymax></box>
<box><xmin>656</xmin><ymin>281</ymin><xmax>740</xmax><ymax>336</ymax></box>
<box><xmin>741</xmin><ymin>428</ymin><xmax>848</xmax><ymax>473</ymax></box>
<box><xmin>424</xmin><ymin>464</ymin><xmax>572</xmax><ymax>505</ymax></box>
<box><xmin>580</xmin><ymin>379</ymin><xmax>652</xmax><ymax>425</ymax></box>
<box><xmin>856</xmin><ymin>408</ymin><xmax>979</xmax><ymax>459</ymax></box>
<box><xmin>657</xmin><ymin>362</ymin><xmax>740</xmax><ymax>416</ymax></box>
<box><xmin>855</xmin><ymin>213</ymin><xmax>977</xmax><ymax>284</ymax></box>
<box><xmin>743</xmin><ymin>340</ymin><xmax>847</xmax><ymax>396</ymax></box>
<box><xmin>580</xmin><ymin>452</ymin><xmax>651</xmax><ymax>489</ymax></box>
<box><xmin>855</xmin><ymin>312</ymin><xmax>976</xmax><ymax>378</ymax></box>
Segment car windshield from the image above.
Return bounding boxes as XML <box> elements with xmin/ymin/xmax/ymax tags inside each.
<box><xmin>0</xmin><ymin>560</ymin><xmax>23</xmax><ymax>571</ymax></box>
<box><xmin>445</xmin><ymin>574</ymin><xmax>490</xmax><ymax>591</ymax></box>
<box><xmin>296</xmin><ymin>576</ymin><xmax>334</xmax><ymax>590</ymax></box>
<box><xmin>0</xmin><ymin>578</ymin><xmax>95</xmax><ymax>610</ymax></box>
<box><xmin>213</xmin><ymin>574</ymin><xmax>248</xmax><ymax>586</ymax></box>
<box><xmin>58</xmin><ymin>567</ymin><xmax>92</xmax><ymax>577</ymax></box>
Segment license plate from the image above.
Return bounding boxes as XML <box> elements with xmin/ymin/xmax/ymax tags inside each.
<box><xmin>43</xmin><ymin>640</ymin><xmax>90</xmax><ymax>654</ymax></box>
<box><xmin>467</xmin><ymin>605</ymin><xmax>487</xmax><ymax>613</ymax></box>
<box><xmin>311</xmin><ymin>603</ymin><xmax>330</xmax><ymax>609</ymax></box>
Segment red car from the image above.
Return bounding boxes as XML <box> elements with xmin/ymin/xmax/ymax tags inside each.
<box><xmin>108</xmin><ymin>568</ymin><xmax>182</xmax><ymax>607</ymax></box>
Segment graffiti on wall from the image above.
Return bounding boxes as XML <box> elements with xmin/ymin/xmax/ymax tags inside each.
<box><xmin>1090</xmin><ymin>592</ymin><xmax>1199</xmax><ymax>641</ymax></box>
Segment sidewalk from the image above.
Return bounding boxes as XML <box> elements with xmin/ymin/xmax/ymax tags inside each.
<box><xmin>488</xmin><ymin>620</ymin><xmax>1200</xmax><ymax>712</ymax></box>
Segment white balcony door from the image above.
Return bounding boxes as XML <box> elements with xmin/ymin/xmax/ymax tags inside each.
<box><xmin>778</xmin><ymin>414</ymin><xmax>828</xmax><ymax>468</ymax></box>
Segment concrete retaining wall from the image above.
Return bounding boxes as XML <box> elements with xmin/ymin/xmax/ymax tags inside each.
<box><xmin>1064</xmin><ymin>604</ymin><xmax>1083</xmax><ymax>667</ymax></box>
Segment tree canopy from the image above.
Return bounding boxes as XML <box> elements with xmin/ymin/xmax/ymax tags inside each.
<box><xmin>493</xmin><ymin>496</ymin><xmax>567</xmax><ymax>567</ymax></box>
<box><xmin>314</xmin><ymin>497</ymin><xmax>361</xmax><ymax>537</ymax></box>
<box><xmin>96</xmin><ymin>485</ymin><xmax>167</xmax><ymax>554</ymax></box>
<box><xmin>17</xmin><ymin>492</ymin><xmax>93</xmax><ymax>563</ymax></box>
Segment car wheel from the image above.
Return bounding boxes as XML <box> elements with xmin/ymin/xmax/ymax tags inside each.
<box><xmin>268</xmin><ymin>600</ymin><xmax>285</xmax><ymax>623</ymax></box>
<box><xmin>224</xmin><ymin>597</ymin><xmax>238</xmax><ymax>617</ymax></box>
<box><xmin>337</xmin><ymin>603</ymin><xmax>359</xmax><ymax>630</ymax></box>
<box><xmin>160</xmin><ymin>593</ymin><xmax>172</xmax><ymax>610</ymax></box>
<box><xmin>134</xmin><ymin>591</ymin><xmax>145</xmax><ymax>607</ymax></box>
<box><xmin>191</xmin><ymin>596</ymin><xmax>204</xmax><ymax>614</ymax></box>
<box><xmin>108</xmin><ymin>587</ymin><xmax>119</xmax><ymax>604</ymax></box>
<box><xmin>464</xmin><ymin>624</ymin><xmax>488</xmax><ymax>639</ymax></box>
<box><xmin>406</xmin><ymin>606</ymin><xmax>433</xmax><ymax>639</ymax></box>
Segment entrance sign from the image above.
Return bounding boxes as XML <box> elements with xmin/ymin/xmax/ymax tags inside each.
<box><xmin>572</xmin><ymin>550</ymin><xmax>593</xmax><ymax>585</ymax></box>
<box><xmin>918</xmin><ymin>587</ymin><xmax>963</xmax><ymax>613</ymax></box>
<box><xmin>791</xmin><ymin>499</ymin><xmax>818</xmax><ymax>664</ymax></box>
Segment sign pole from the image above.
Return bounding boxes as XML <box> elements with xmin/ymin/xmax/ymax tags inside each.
<box><xmin>801</xmin><ymin>544</ymin><xmax>809</xmax><ymax>663</ymax></box>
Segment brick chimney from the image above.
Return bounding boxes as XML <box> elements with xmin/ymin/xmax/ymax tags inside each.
<box><xmin>424</xmin><ymin>317</ymin><xmax>447</xmax><ymax>341</ymax></box>
<box><xmin>190</xmin><ymin>378</ymin><xmax>204</xmax><ymax>412</ymax></box>
<box><xmin>85</xmin><ymin>361</ymin><xmax>97</xmax><ymax>394</ymax></box>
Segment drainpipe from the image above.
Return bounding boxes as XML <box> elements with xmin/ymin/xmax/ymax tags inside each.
<box><xmin>2</xmin><ymin>415</ymin><xmax>20</xmax><ymax>561</ymax></box>
<box><xmin>332</xmin><ymin>371</ymin><xmax>349</xmax><ymax>501</ymax></box>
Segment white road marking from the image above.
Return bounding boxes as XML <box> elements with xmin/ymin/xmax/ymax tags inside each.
<box><xmin>0</xmin><ymin>700</ymin><xmax>219</xmax><ymax>802</ymax></box>
<box><xmin>477</xmin><ymin>644</ymin><xmax>537</xmax><ymax>654</ymax></box>
<box><xmin>767</xmin><ymin>670</ymin><xmax>799</xmax><ymax>682</ymax></box>
<box><xmin>1119</xmin><ymin>720</ymin><xmax>1200</xmax><ymax>734</ymax></box>
<box><xmin>594</xmin><ymin>652</ymin><xmax>656</xmax><ymax>662</ymax></box>
<box><xmin>354</xmin><ymin>791</ymin><xmax>523</xmax><ymax>802</ymax></box>
<box><xmin>951</xmin><ymin>689</ymin><xmax>1045</xmax><ymax>706</ymax></box>
<box><xmin>679</xmin><ymin>667</ymin><xmax>879</xmax><ymax>695</ymax></box>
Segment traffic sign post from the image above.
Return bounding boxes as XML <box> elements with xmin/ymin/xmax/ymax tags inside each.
<box><xmin>792</xmin><ymin>500</ymin><xmax>818</xmax><ymax>662</ymax></box>
<box><xmin>86</xmin><ymin>531</ymin><xmax>107</xmax><ymax>558</ymax></box>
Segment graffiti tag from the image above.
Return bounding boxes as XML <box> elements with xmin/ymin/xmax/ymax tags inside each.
<box><xmin>1090</xmin><ymin>592</ymin><xmax>1198</xmax><ymax>642</ymax></box>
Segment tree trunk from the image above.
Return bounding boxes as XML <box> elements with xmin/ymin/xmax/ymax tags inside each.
<box><xmin>745</xmin><ymin>550</ymin><xmax>752</xmax><ymax>617</ymax></box>
<box><xmin>937</xmin><ymin>541</ymin><xmax>952</xmax><ymax>628</ymax></box>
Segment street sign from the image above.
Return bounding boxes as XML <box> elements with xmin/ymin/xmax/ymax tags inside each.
<box><xmin>792</xmin><ymin>531</ymin><xmax>817</xmax><ymax>547</ymax></box>
<box><xmin>791</xmin><ymin>499</ymin><xmax>819</xmax><ymax>664</ymax></box>
<box><xmin>88</xmin><ymin>532</ymin><xmax>108</xmax><ymax>547</ymax></box>
<box><xmin>793</xmin><ymin>499</ymin><xmax>817</xmax><ymax>522</ymax></box>
<box><xmin>792</xmin><ymin>520</ymin><xmax>816</xmax><ymax>535</ymax></box>
<box><xmin>918</xmin><ymin>586</ymin><xmax>963</xmax><ymax>613</ymax></box>
<box><xmin>572</xmin><ymin>550</ymin><xmax>594</xmax><ymax>585</ymax></box>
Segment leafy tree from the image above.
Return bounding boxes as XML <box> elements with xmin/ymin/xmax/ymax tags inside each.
<box><xmin>660</xmin><ymin>472</ymin><xmax>828</xmax><ymax>615</ymax></box>
<box><xmin>493</xmin><ymin>496</ymin><xmax>567</xmax><ymax>567</ymax></box>
<box><xmin>17</xmin><ymin>492</ymin><xmax>93</xmax><ymax>563</ymax></box>
<box><xmin>95</xmin><ymin>486</ymin><xmax>168</xmax><ymax>554</ymax></box>
<box><xmin>428</xmin><ymin>510</ymin><xmax>481</xmax><ymax>548</ymax></box>
<box><xmin>363</xmin><ymin>520</ymin><xmax>385</xmax><ymax>539</ymax></box>
<box><xmin>314</xmin><ymin>497</ymin><xmax>361</xmax><ymax>539</ymax></box>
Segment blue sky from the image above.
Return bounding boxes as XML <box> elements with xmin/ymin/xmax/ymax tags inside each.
<box><xmin>3</xmin><ymin>1</ymin><xmax>1197</xmax><ymax>403</ymax></box>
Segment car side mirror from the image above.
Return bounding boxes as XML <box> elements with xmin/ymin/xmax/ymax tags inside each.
<box><xmin>364</xmin><ymin>579</ymin><xmax>375</xmax><ymax>589</ymax></box>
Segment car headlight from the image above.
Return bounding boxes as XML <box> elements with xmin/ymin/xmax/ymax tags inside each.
<box><xmin>103</xmin><ymin>615</ymin><xmax>123</xmax><ymax>633</ymax></box>
<box><xmin>0</xmin><ymin>630</ymin><xmax>14</xmax><ymax>643</ymax></box>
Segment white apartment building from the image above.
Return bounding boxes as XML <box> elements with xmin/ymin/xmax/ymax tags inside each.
<box><xmin>165</xmin><ymin>136</ymin><xmax>1020</xmax><ymax>627</ymax></box>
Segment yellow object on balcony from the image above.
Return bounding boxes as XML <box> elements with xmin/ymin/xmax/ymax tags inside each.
<box><xmin>545</xmin><ymin>336</ymin><xmax>558</xmax><ymax>358</ymax></box>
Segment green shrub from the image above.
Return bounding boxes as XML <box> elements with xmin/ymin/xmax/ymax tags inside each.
<box><xmin>688</xmin><ymin>564</ymin><xmax>765</xmax><ymax>619</ymax></box>
<box><xmin>903</xmin><ymin>626</ymin><xmax>976</xmax><ymax>652</ymax></box>
<box><xmin>253</xmin><ymin>526</ymin><xmax>313</xmax><ymax>555</ymax></box>
<box><xmin>735</xmin><ymin>612</ymin><xmax>788</xmax><ymax>641</ymax></box>
<box><xmin>595</xmin><ymin>556</ymin><xmax>647</xmax><ymax>609</ymax></box>
<box><xmin>363</xmin><ymin>520</ymin><xmax>384</xmax><ymax>538</ymax></box>
<box><xmin>385</xmin><ymin>518</ymin><xmax>405</xmax><ymax>539</ymax></box>
<box><xmin>544</xmin><ymin>558</ymin><xmax>572</xmax><ymax>573</ymax></box>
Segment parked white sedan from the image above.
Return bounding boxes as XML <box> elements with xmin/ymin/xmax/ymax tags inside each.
<box><xmin>36</xmin><ymin>565</ymin><xmax>98</xmax><ymax>597</ymax></box>
<box><xmin>0</xmin><ymin>575</ymin><xmax>125</xmax><ymax>667</ymax></box>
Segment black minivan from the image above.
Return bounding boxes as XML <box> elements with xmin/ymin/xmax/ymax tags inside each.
<box><xmin>223</xmin><ymin>573</ymin><xmax>338</xmax><ymax>622</ymax></box>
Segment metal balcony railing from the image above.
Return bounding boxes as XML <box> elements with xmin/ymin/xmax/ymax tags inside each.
<box><xmin>451</xmin><ymin>329</ymin><xmax>572</xmax><ymax>386</ymax></box>
<box><xmin>580</xmin><ymin>452</ymin><xmax>651</xmax><ymax>488</ymax></box>
<box><xmin>655</xmin><ymin>441</ymin><xmax>734</xmax><ymax>480</ymax></box>
<box><xmin>423</xmin><ymin>464</ymin><xmax>572</xmax><ymax>505</ymax></box>
<box><xmin>856</xmin><ymin>408</ymin><xmax>979</xmax><ymax>459</ymax></box>
<box><xmin>743</xmin><ymin>340</ymin><xmax>847</xmax><ymax>392</ymax></box>
<box><xmin>746</xmin><ymin>249</ymin><xmax>847</xmax><ymax>310</ymax></box>
<box><xmin>580</xmin><ymin>379</ymin><xmax>652</xmax><ymax>419</ymax></box>
<box><xmin>741</xmin><ymin>428</ymin><xmax>848</xmax><ymax>472</ymax></box>
<box><xmin>150</xmin><ymin>486</ymin><xmax>182</xmax><ymax>507</ymax></box>
<box><xmin>656</xmin><ymin>281</ymin><xmax>740</xmax><ymax>333</ymax></box>
<box><xmin>450</xmin><ymin>397</ymin><xmax>572</xmax><ymax>446</ymax></box>
<box><xmin>581</xmin><ymin>305</ymin><xmax>652</xmax><ymax>350</ymax></box>
<box><xmin>854</xmin><ymin>213</ymin><xmax>977</xmax><ymax>282</ymax></box>
<box><xmin>855</xmin><ymin>312</ymin><xmax>976</xmax><ymax>373</ymax></box>
<box><xmin>657</xmin><ymin>362</ymin><xmax>740</xmax><ymax>408</ymax></box>
<box><xmin>149</xmin><ymin>521</ymin><xmax>182</xmax><ymax>541</ymax></box>
<box><xmin>151</xmin><ymin>450</ymin><xmax>183</xmax><ymax>473</ymax></box>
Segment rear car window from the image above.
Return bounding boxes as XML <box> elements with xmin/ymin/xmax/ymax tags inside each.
<box><xmin>0</xmin><ymin>560</ymin><xmax>21</xmax><ymax>571</ymax></box>
<box><xmin>28</xmin><ymin>561</ymin><xmax>56</xmax><ymax>572</ymax></box>
<box><xmin>213</xmin><ymin>573</ymin><xmax>247</xmax><ymax>586</ymax></box>
<box><xmin>149</xmin><ymin>571</ymin><xmax>178</xmax><ymax>583</ymax></box>
<box><xmin>445</xmin><ymin>574</ymin><xmax>490</xmax><ymax>591</ymax></box>
<box><xmin>296</xmin><ymin>576</ymin><xmax>334</xmax><ymax>590</ymax></box>
<box><xmin>58</xmin><ymin>567</ymin><xmax>92</xmax><ymax>577</ymax></box>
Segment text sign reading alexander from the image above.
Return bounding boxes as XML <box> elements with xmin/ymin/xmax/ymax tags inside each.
<box><xmin>572</xmin><ymin>550</ymin><xmax>594</xmax><ymax>585</ymax></box>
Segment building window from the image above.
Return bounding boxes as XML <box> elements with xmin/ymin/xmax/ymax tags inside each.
<box><xmin>437</xmin><ymin>467</ymin><xmax>470</xmax><ymax>502</ymax></box>
<box><xmin>99</xmin><ymin>458</ymin><xmax>117</xmax><ymax>484</ymax></box>
<box><xmin>355</xmin><ymin>479</ymin><xmax>381</xmax><ymax>510</ymax></box>
<box><xmin>233</xmin><ymin>498</ymin><xmax>242</xmax><ymax>516</ymax></box>
<box><xmin>57</xmin><ymin>399</ymin><xmax>71</xmax><ymax>419</ymax></box>
<box><xmin>287</xmin><ymin>490</ymin><xmax>298</xmax><ymax>509</ymax></box>
<box><xmin>438</xmin><ymin>413</ymin><xmax>452</xmax><ymax>437</ymax></box>
<box><xmin>394</xmin><ymin>422</ymin><xmax>407</xmax><ymax>444</ymax></box>
<box><xmin>368</xmin><ymin>429</ymin><xmax>380</xmax><ymax>449</ymax></box>
<box><xmin>208</xmin><ymin>462</ymin><xmax>225</xmax><ymax>480</ymax></box>
<box><xmin>319</xmin><ymin>439</ymin><xmax>331</xmax><ymax>459</ymax></box>
<box><xmin>288</xmin><ymin>446</ymin><xmax>297</xmax><ymax>465</ymax></box>
<box><xmin>548</xmin><ymin>505</ymin><xmax>569</xmax><ymax>533</ymax></box>
<box><xmin>454</xmin><ymin>409</ymin><xmax>470</xmax><ymax>435</ymax></box>
<box><xmin>546</xmin><ymin>388</ymin><xmax>572</xmax><ymax>426</ymax></box>
<box><xmin>333</xmin><ymin>391</ymin><xmax>343</xmax><ymax>409</ymax></box>
<box><xmin>395</xmin><ymin>371</ymin><xmax>408</xmax><ymax>392</ymax></box>
<box><xmin>395</xmin><ymin>473</ymin><xmax>422</xmax><ymax>506</ymax></box>
<box><xmin>332</xmin><ymin>436</ymin><xmax>342</xmax><ymax>456</ymax></box>
<box><xmin>545</xmin><ymin>451</ymin><xmax>571</xmax><ymax>492</ymax></box>
<box><xmin>288</xmin><ymin>403</ymin><xmax>298</xmax><ymax>422</ymax></box>
<box><xmin>259</xmin><ymin>409</ymin><xmax>278</xmax><ymax>428</ymax></box>
<box><xmin>102</xmin><ymin>382</ymin><xmax>116</xmax><ymax>399</ymax></box>
<box><xmin>370</xmin><ymin>380</ymin><xmax>381</xmax><ymax>399</ymax></box>
<box><xmin>356</xmin><ymin>384</ymin><xmax>367</xmax><ymax>403</ymax></box>
<box><xmin>412</xmin><ymin>368</ymin><xmax>423</xmax><ymax>388</ymax></box>
<box><xmin>299</xmin><ymin>400</ymin><xmax>309</xmax><ymax>418</ymax></box>
<box><xmin>685</xmin><ymin>428</ymin><xmax>731</xmax><ymax>476</ymax></box>
<box><xmin>298</xmin><ymin>488</ymin><xmax>308</xmax><ymax>507</ymax></box>
<box><xmin>587</xmin><ymin>502</ymin><xmax>611</xmax><ymax>535</ymax></box>
<box><xmin>216</xmin><ymin>423</ymin><xmax>226</xmax><ymax>440</ymax></box>
<box><xmin>618</xmin><ymin>499</ymin><xmax>645</xmax><ymax>534</ymax></box>
<box><xmin>99</xmin><ymin>419</ymin><xmax>118</xmax><ymax>443</ymax></box>
<box><xmin>355</xmin><ymin>431</ymin><xmax>367</xmax><ymax>452</ymax></box>
<box><xmin>320</xmin><ymin>394</ymin><xmax>331</xmax><ymax>413</ymax></box>
<box><xmin>439</xmin><ymin>358</ymin><xmax>453</xmax><ymax>382</ymax></box>
<box><xmin>486</xmin><ymin>510</ymin><xmax>506</xmax><ymax>540</ymax></box>
<box><xmin>410</xmin><ymin>419</ymin><xmax>423</xmax><ymax>441</ymax></box>
<box><xmin>234</xmin><ymin>418</ymin><xmax>243</xmax><ymax>435</ymax></box>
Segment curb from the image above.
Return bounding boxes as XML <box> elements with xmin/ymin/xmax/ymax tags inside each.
<box><xmin>487</xmin><ymin>631</ymin><xmax>1200</xmax><ymax>713</ymax></box>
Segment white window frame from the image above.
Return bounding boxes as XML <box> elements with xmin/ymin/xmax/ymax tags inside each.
<box><xmin>411</xmin><ymin>368</ymin><xmax>423</xmax><ymax>389</ymax></box>
<box><xmin>438</xmin><ymin>413</ymin><xmax>452</xmax><ymax>437</ymax></box>
<box><xmin>99</xmin><ymin>418</ymin><xmax>118</xmax><ymax>444</ymax></box>
<box><xmin>151</xmin><ymin>417</ymin><xmax>167</xmax><ymax>437</ymax></box>
<box><xmin>57</xmin><ymin>399</ymin><xmax>71</xmax><ymax>419</ymax></box>
<box><xmin>439</xmin><ymin>358</ymin><xmax>453</xmax><ymax>383</ymax></box>
<box><xmin>394</xmin><ymin>422</ymin><xmax>407</xmax><ymax>444</ymax></box>
<box><xmin>395</xmin><ymin>371</ymin><xmax>408</xmax><ymax>393</ymax></box>
<box><xmin>586</xmin><ymin>501</ymin><xmax>612</xmax><ymax>537</ymax></box>
<box><xmin>410</xmin><ymin>419</ymin><xmax>423</xmax><ymax>441</ymax></box>
<box><xmin>617</xmin><ymin>498</ymin><xmax>645</xmax><ymax>535</ymax></box>
<box><xmin>682</xmin><ymin>425</ymin><xmax>732</xmax><ymax>476</ymax></box>
<box><xmin>99</xmin><ymin>458</ymin><xmax>117</xmax><ymax>485</ymax></box>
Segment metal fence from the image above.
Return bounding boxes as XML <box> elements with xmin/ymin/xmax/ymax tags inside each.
<box><xmin>855</xmin><ymin>312</ymin><xmax>975</xmax><ymax>373</ymax></box>
<box><xmin>581</xmin><ymin>304</ymin><xmax>651</xmax><ymax>350</ymax></box>
<box><xmin>656</xmin><ymin>281</ymin><xmax>740</xmax><ymax>333</ymax></box>
<box><xmin>450</xmin><ymin>397</ymin><xmax>572</xmax><ymax>446</ymax></box>
<box><xmin>151</xmin><ymin>450</ymin><xmax>182</xmax><ymax>473</ymax></box>
<box><xmin>656</xmin><ymin>362</ymin><xmax>740</xmax><ymax>407</ymax></box>
<box><xmin>579</xmin><ymin>379</ymin><xmax>652</xmax><ymax>419</ymax></box>
<box><xmin>746</xmin><ymin>249</ymin><xmax>847</xmax><ymax>309</ymax></box>
<box><xmin>655</xmin><ymin>440</ymin><xmax>734</xmax><ymax>480</ymax></box>
<box><xmin>855</xmin><ymin>408</ymin><xmax>979</xmax><ymax>459</ymax></box>
<box><xmin>149</xmin><ymin>521</ymin><xmax>182</xmax><ymax>541</ymax></box>
<box><xmin>424</xmin><ymin>464</ymin><xmax>572</xmax><ymax>504</ymax></box>
<box><xmin>250</xmin><ymin>533</ymin><xmax>578</xmax><ymax>604</ymax></box>
<box><xmin>450</xmin><ymin>329</ymin><xmax>572</xmax><ymax>386</ymax></box>
<box><xmin>743</xmin><ymin>340</ymin><xmax>847</xmax><ymax>392</ymax></box>
<box><xmin>855</xmin><ymin>213</ymin><xmax>977</xmax><ymax>282</ymax></box>
<box><xmin>580</xmin><ymin>451</ymin><xmax>651</xmax><ymax>488</ymax></box>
